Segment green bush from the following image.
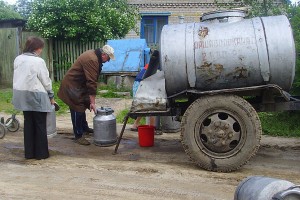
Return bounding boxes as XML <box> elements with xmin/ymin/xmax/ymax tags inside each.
<box><xmin>27</xmin><ymin>0</ymin><xmax>138</xmax><ymax>42</ymax></box>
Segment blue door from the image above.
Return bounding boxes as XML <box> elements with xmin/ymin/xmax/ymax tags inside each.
<box><xmin>141</xmin><ymin>16</ymin><xmax>168</xmax><ymax>47</ymax></box>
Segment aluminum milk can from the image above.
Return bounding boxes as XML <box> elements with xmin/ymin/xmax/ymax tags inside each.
<box><xmin>93</xmin><ymin>107</ymin><xmax>117</xmax><ymax>146</ymax></box>
<box><xmin>161</xmin><ymin>116</ymin><xmax>181</xmax><ymax>133</ymax></box>
<box><xmin>46</xmin><ymin>104</ymin><xmax>57</xmax><ymax>138</ymax></box>
<box><xmin>234</xmin><ymin>176</ymin><xmax>299</xmax><ymax>200</ymax></box>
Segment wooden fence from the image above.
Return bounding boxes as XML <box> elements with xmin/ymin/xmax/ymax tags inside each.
<box><xmin>53</xmin><ymin>40</ymin><xmax>104</xmax><ymax>81</ymax></box>
<box><xmin>0</xmin><ymin>28</ymin><xmax>104</xmax><ymax>86</ymax></box>
<box><xmin>0</xmin><ymin>28</ymin><xmax>19</xmax><ymax>87</ymax></box>
<box><xmin>0</xmin><ymin>30</ymin><xmax>53</xmax><ymax>86</ymax></box>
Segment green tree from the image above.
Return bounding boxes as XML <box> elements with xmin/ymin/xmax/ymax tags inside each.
<box><xmin>243</xmin><ymin>0</ymin><xmax>290</xmax><ymax>17</ymax></box>
<box><xmin>26</xmin><ymin>0</ymin><xmax>138</xmax><ymax>42</ymax></box>
<box><xmin>242</xmin><ymin>0</ymin><xmax>300</xmax><ymax>95</ymax></box>
<box><xmin>15</xmin><ymin>0</ymin><xmax>33</xmax><ymax>20</ymax></box>
<box><xmin>289</xmin><ymin>4</ymin><xmax>300</xmax><ymax>94</ymax></box>
<box><xmin>0</xmin><ymin>0</ymin><xmax>22</xmax><ymax>19</ymax></box>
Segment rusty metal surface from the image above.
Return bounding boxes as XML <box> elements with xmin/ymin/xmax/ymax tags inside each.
<box><xmin>160</xmin><ymin>13</ymin><xmax>295</xmax><ymax>96</ymax></box>
<box><xmin>167</xmin><ymin>84</ymin><xmax>290</xmax><ymax>100</ymax></box>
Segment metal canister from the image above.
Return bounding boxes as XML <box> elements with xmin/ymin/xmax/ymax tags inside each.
<box><xmin>161</xmin><ymin>116</ymin><xmax>181</xmax><ymax>133</ymax></box>
<box><xmin>234</xmin><ymin>176</ymin><xmax>297</xmax><ymax>200</ymax></box>
<box><xmin>93</xmin><ymin>107</ymin><xmax>117</xmax><ymax>147</ymax></box>
<box><xmin>46</xmin><ymin>104</ymin><xmax>57</xmax><ymax>138</ymax></box>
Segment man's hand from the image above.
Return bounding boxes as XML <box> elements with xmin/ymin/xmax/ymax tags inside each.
<box><xmin>89</xmin><ymin>95</ymin><xmax>96</xmax><ymax>113</ymax></box>
<box><xmin>90</xmin><ymin>103</ymin><xmax>96</xmax><ymax>113</ymax></box>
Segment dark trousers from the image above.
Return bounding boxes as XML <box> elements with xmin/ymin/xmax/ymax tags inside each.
<box><xmin>23</xmin><ymin>111</ymin><xmax>49</xmax><ymax>160</ymax></box>
<box><xmin>70</xmin><ymin>109</ymin><xmax>89</xmax><ymax>139</ymax></box>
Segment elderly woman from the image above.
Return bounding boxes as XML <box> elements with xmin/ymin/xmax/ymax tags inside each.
<box><xmin>13</xmin><ymin>36</ymin><xmax>55</xmax><ymax>160</ymax></box>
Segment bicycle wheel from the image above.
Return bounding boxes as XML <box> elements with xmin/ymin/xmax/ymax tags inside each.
<box><xmin>6</xmin><ymin>118</ymin><xmax>20</xmax><ymax>132</ymax></box>
<box><xmin>0</xmin><ymin>123</ymin><xmax>6</xmax><ymax>139</ymax></box>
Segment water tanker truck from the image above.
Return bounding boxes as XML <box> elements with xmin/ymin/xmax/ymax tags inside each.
<box><xmin>114</xmin><ymin>10</ymin><xmax>299</xmax><ymax>172</ymax></box>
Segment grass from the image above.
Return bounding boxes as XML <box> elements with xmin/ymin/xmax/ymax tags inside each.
<box><xmin>98</xmin><ymin>81</ymin><xmax>132</xmax><ymax>98</ymax></box>
<box><xmin>258</xmin><ymin>111</ymin><xmax>300</xmax><ymax>137</ymax></box>
<box><xmin>0</xmin><ymin>88</ymin><xmax>17</xmax><ymax>114</ymax></box>
<box><xmin>52</xmin><ymin>82</ymin><xmax>69</xmax><ymax>114</ymax></box>
<box><xmin>116</xmin><ymin>108</ymin><xmax>134</xmax><ymax>124</ymax></box>
<box><xmin>116</xmin><ymin>108</ymin><xmax>146</xmax><ymax>125</ymax></box>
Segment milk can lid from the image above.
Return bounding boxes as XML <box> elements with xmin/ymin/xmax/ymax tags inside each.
<box><xmin>96</xmin><ymin>107</ymin><xmax>114</xmax><ymax>115</ymax></box>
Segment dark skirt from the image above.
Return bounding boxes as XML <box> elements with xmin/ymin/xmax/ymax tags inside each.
<box><xmin>23</xmin><ymin>111</ymin><xmax>49</xmax><ymax>160</ymax></box>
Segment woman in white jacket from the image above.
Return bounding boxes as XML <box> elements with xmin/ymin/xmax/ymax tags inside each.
<box><xmin>13</xmin><ymin>36</ymin><xmax>55</xmax><ymax>160</ymax></box>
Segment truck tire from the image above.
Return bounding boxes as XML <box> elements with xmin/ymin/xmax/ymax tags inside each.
<box><xmin>181</xmin><ymin>94</ymin><xmax>261</xmax><ymax>172</ymax></box>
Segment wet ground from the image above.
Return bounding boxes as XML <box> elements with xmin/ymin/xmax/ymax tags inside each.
<box><xmin>0</xmin><ymin>98</ymin><xmax>300</xmax><ymax>199</ymax></box>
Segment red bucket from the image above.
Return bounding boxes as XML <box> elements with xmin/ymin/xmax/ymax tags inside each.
<box><xmin>138</xmin><ymin>125</ymin><xmax>155</xmax><ymax>147</ymax></box>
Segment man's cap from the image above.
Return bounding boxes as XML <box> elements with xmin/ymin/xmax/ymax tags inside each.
<box><xmin>102</xmin><ymin>45</ymin><xmax>115</xmax><ymax>60</ymax></box>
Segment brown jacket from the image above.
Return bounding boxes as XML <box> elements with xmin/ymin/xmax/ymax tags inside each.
<box><xmin>58</xmin><ymin>50</ymin><xmax>102</xmax><ymax>112</ymax></box>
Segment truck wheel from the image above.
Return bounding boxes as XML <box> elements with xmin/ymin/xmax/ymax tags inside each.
<box><xmin>181</xmin><ymin>94</ymin><xmax>261</xmax><ymax>172</ymax></box>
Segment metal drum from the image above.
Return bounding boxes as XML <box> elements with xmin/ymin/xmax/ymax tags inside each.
<box><xmin>93</xmin><ymin>107</ymin><xmax>117</xmax><ymax>147</ymax></box>
<box><xmin>46</xmin><ymin>104</ymin><xmax>57</xmax><ymax>138</ymax></box>
<box><xmin>160</xmin><ymin>10</ymin><xmax>295</xmax><ymax>96</ymax></box>
<box><xmin>161</xmin><ymin>116</ymin><xmax>181</xmax><ymax>133</ymax></box>
<box><xmin>234</xmin><ymin>176</ymin><xmax>298</xmax><ymax>200</ymax></box>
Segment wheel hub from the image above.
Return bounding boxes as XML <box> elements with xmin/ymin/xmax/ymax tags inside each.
<box><xmin>199</xmin><ymin>112</ymin><xmax>241</xmax><ymax>153</ymax></box>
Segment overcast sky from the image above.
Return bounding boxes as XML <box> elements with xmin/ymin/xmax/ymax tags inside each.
<box><xmin>5</xmin><ymin>0</ymin><xmax>16</xmax><ymax>4</ymax></box>
<box><xmin>291</xmin><ymin>0</ymin><xmax>299</xmax><ymax>4</ymax></box>
<box><xmin>3</xmin><ymin>0</ymin><xmax>300</xmax><ymax>6</ymax></box>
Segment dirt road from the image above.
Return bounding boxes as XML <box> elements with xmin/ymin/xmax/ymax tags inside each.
<box><xmin>0</xmin><ymin>98</ymin><xmax>300</xmax><ymax>200</ymax></box>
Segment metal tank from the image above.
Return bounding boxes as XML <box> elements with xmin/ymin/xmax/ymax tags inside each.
<box><xmin>160</xmin><ymin>10</ymin><xmax>295</xmax><ymax>96</ymax></box>
<box><xmin>161</xmin><ymin>116</ymin><xmax>181</xmax><ymax>133</ymax></box>
<box><xmin>46</xmin><ymin>104</ymin><xmax>57</xmax><ymax>138</ymax></box>
<box><xmin>234</xmin><ymin>176</ymin><xmax>300</xmax><ymax>200</ymax></box>
<box><xmin>93</xmin><ymin>107</ymin><xmax>117</xmax><ymax>147</ymax></box>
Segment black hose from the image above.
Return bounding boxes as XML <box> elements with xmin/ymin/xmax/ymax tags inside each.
<box><xmin>142</xmin><ymin>50</ymin><xmax>160</xmax><ymax>79</ymax></box>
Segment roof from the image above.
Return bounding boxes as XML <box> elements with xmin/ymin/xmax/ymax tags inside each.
<box><xmin>0</xmin><ymin>19</ymin><xmax>27</xmax><ymax>28</ymax></box>
<box><xmin>102</xmin><ymin>39</ymin><xmax>151</xmax><ymax>74</ymax></box>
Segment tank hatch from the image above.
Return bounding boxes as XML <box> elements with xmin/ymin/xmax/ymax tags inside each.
<box><xmin>201</xmin><ymin>10</ymin><xmax>246</xmax><ymax>23</ymax></box>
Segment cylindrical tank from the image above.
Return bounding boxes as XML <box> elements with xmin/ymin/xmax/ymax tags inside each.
<box><xmin>161</xmin><ymin>116</ymin><xmax>181</xmax><ymax>133</ymax></box>
<box><xmin>46</xmin><ymin>105</ymin><xmax>57</xmax><ymax>138</ymax></box>
<box><xmin>93</xmin><ymin>107</ymin><xmax>117</xmax><ymax>147</ymax></box>
<box><xmin>160</xmin><ymin>10</ymin><xmax>295</xmax><ymax>96</ymax></box>
<box><xmin>234</xmin><ymin>176</ymin><xmax>296</xmax><ymax>200</ymax></box>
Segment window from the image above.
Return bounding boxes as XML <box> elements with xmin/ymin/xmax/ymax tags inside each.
<box><xmin>140</xmin><ymin>15</ymin><xmax>168</xmax><ymax>47</ymax></box>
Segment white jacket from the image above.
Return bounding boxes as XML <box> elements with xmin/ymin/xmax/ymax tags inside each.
<box><xmin>12</xmin><ymin>53</ymin><xmax>54</xmax><ymax>112</ymax></box>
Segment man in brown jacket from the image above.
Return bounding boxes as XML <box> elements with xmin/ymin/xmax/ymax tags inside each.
<box><xmin>58</xmin><ymin>45</ymin><xmax>115</xmax><ymax>145</ymax></box>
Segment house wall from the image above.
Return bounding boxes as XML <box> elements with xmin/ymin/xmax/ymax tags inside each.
<box><xmin>126</xmin><ymin>0</ymin><xmax>283</xmax><ymax>39</ymax></box>
<box><xmin>126</xmin><ymin>0</ymin><xmax>245</xmax><ymax>38</ymax></box>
